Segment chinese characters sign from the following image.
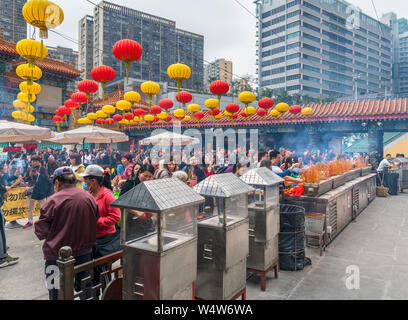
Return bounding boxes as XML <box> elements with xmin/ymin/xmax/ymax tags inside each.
<box><xmin>1</xmin><ymin>187</ymin><xmax>41</xmax><ymax>222</ymax></box>
<box><xmin>36</xmin><ymin>85</ymin><xmax>62</xmax><ymax>109</ymax></box>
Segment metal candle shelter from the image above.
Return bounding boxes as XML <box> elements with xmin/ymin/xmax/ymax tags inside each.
<box><xmin>111</xmin><ymin>178</ymin><xmax>204</xmax><ymax>300</ymax></box>
<box><xmin>193</xmin><ymin>173</ymin><xmax>254</xmax><ymax>300</ymax></box>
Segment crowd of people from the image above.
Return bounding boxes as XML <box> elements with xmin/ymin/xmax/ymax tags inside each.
<box><xmin>0</xmin><ymin>143</ymin><xmax>380</xmax><ymax>299</ymax></box>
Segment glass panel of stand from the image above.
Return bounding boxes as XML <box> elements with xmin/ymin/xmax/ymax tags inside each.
<box><xmin>248</xmin><ymin>185</ymin><xmax>280</xmax><ymax>210</ymax></box>
<box><xmin>198</xmin><ymin>194</ymin><xmax>248</xmax><ymax>227</ymax></box>
<box><xmin>121</xmin><ymin>205</ymin><xmax>198</xmax><ymax>253</ymax></box>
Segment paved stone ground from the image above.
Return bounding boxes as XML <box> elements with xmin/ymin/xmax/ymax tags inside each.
<box><xmin>1</xmin><ymin>192</ymin><xmax>407</xmax><ymax>300</ymax></box>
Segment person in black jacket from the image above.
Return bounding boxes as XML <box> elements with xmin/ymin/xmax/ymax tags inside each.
<box><xmin>0</xmin><ymin>162</ymin><xmax>19</xmax><ymax>268</ymax></box>
<box><xmin>23</xmin><ymin>156</ymin><xmax>52</xmax><ymax>229</ymax></box>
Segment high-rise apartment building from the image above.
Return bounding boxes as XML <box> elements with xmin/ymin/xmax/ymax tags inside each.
<box><xmin>78</xmin><ymin>15</ymin><xmax>94</xmax><ymax>80</ymax></box>
<box><xmin>89</xmin><ymin>1</ymin><xmax>204</xmax><ymax>90</ymax></box>
<box><xmin>48</xmin><ymin>46</ymin><xmax>78</xmax><ymax>69</ymax></box>
<box><xmin>255</xmin><ymin>0</ymin><xmax>393</xmax><ymax>98</ymax></box>
<box><xmin>0</xmin><ymin>0</ymin><xmax>26</xmax><ymax>43</ymax></box>
<box><xmin>204</xmin><ymin>58</ymin><xmax>233</xmax><ymax>90</ymax></box>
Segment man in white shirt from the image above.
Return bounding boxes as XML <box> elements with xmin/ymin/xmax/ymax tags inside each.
<box><xmin>377</xmin><ymin>154</ymin><xmax>392</xmax><ymax>172</ymax></box>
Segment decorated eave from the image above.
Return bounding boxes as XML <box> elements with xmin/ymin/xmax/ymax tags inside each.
<box><xmin>124</xmin><ymin>97</ymin><xmax>408</xmax><ymax>130</ymax></box>
<box><xmin>0</xmin><ymin>39</ymin><xmax>81</xmax><ymax>78</ymax></box>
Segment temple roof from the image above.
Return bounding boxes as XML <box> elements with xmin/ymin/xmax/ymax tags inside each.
<box><xmin>0</xmin><ymin>39</ymin><xmax>81</xmax><ymax>78</ymax></box>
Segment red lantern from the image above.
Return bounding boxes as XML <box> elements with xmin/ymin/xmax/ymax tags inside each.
<box><xmin>165</xmin><ymin>115</ymin><xmax>172</xmax><ymax>123</ymax></box>
<box><xmin>96</xmin><ymin>119</ymin><xmax>104</xmax><ymax>125</ymax></box>
<box><xmin>133</xmin><ymin>109</ymin><xmax>146</xmax><ymax>117</ymax></box>
<box><xmin>64</xmin><ymin>99</ymin><xmax>78</xmax><ymax>110</ymax></box>
<box><xmin>112</xmin><ymin>39</ymin><xmax>143</xmax><ymax>84</ymax></box>
<box><xmin>60</xmin><ymin>106</ymin><xmax>71</xmax><ymax>115</ymax></box>
<box><xmin>78</xmin><ymin>80</ymin><xmax>98</xmax><ymax>94</ymax></box>
<box><xmin>71</xmin><ymin>92</ymin><xmax>88</xmax><ymax>105</ymax></box>
<box><xmin>210</xmin><ymin>108</ymin><xmax>220</xmax><ymax>116</ymax></box>
<box><xmin>257</xmin><ymin>108</ymin><xmax>266</xmax><ymax>117</ymax></box>
<box><xmin>232</xmin><ymin>113</ymin><xmax>238</xmax><ymax>119</ymax></box>
<box><xmin>176</xmin><ymin>91</ymin><xmax>193</xmax><ymax>108</ymax></box>
<box><xmin>91</xmin><ymin>65</ymin><xmax>116</xmax><ymax>101</ymax></box>
<box><xmin>226</xmin><ymin>103</ymin><xmax>239</xmax><ymax>114</ymax></box>
<box><xmin>159</xmin><ymin>98</ymin><xmax>174</xmax><ymax>110</ymax></box>
<box><xmin>209</xmin><ymin>81</ymin><xmax>230</xmax><ymax>100</ymax></box>
<box><xmin>150</xmin><ymin>105</ymin><xmax>162</xmax><ymax>115</ymax></box>
<box><xmin>258</xmin><ymin>97</ymin><xmax>274</xmax><ymax>110</ymax></box>
<box><xmin>55</xmin><ymin>109</ymin><xmax>64</xmax><ymax>117</ymax></box>
<box><xmin>52</xmin><ymin>115</ymin><xmax>62</xmax><ymax>123</ymax></box>
<box><xmin>194</xmin><ymin>111</ymin><xmax>205</xmax><ymax>128</ymax></box>
<box><xmin>104</xmin><ymin>118</ymin><xmax>114</xmax><ymax>125</ymax></box>
<box><xmin>113</xmin><ymin>114</ymin><xmax>123</xmax><ymax>122</ymax></box>
<box><xmin>289</xmin><ymin>105</ymin><xmax>302</xmax><ymax>114</ymax></box>
<box><xmin>241</xmin><ymin>111</ymin><xmax>248</xmax><ymax>118</ymax></box>
<box><xmin>124</xmin><ymin>112</ymin><xmax>134</xmax><ymax>121</ymax></box>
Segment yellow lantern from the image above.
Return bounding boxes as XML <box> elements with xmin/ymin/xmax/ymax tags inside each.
<box><xmin>16</xmin><ymin>64</ymin><xmax>42</xmax><ymax>85</ymax></box>
<box><xmin>87</xmin><ymin>113</ymin><xmax>98</xmax><ymax>121</ymax></box>
<box><xmin>245</xmin><ymin>106</ymin><xmax>257</xmax><ymax>116</ymax></box>
<box><xmin>141</xmin><ymin>81</ymin><xmax>160</xmax><ymax>111</ymax></box>
<box><xmin>116</xmin><ymin>100</ymin><xmax>131</xmax><ymax>115</ymax></box>
<box><xmin>144</xmin><ymin>114</ymin><xmax>155</xmax><ymax>129</ymax></box>
<box><xmin>302</xmin><ymin>107</ymin><xmax>314</xmax><ymax>116</ymax></box>
<box><xmin>23</xmin><ymin>0</ymin><xmax>64</xmax><ymax>39</ymax></box>
<box><xmin>157</xmin><ymin>112</ymin><xmax>168</xmax><ymax>120</ymax></box>
<box><xmin>13</xmin><ymin>100</ymin><xmax>26</xmax><ymax>109</ymax></box>
<box><xmin>213</xmin><ymin>112</ymin><xmax>222</xmax><ymax>127</ymax></box>
<box><xmin>224</xmin><ymin>111</ymin><xmax>233</xmax><ymax>117</ymax></box>
<box><xmin>12</xmin><ymin>111</ymin><xmax>22</xmax><ymax>120</ymax></box>
<box><xmin>102</xmin><ymin>105</ymin><xmax>115</xmax><ymax>115</ymax></box>
<box><xmin>275</xmin><ymin>103</ymin><xmax>289</xmax><ymax>113</ymax></box>
<box><xmin>270</xmin><ymin>109</ymin><xmax>280</xmax><ymax>123</ymax></box>
<box><xmin>25</xmin><ymin>104</ymin><xmax>35</xmax><ymax>113</ymax></box>
<box><xmin>17</xmin><ymin>92</ymin><xmax>36</xmax><ymax>103</ymax></box>
<box><xmin>27</xmin><ymin>114</ymin><xmax>35</xmax><ymax>123</ymax></box>
<box><xmin>173</xmin><ymin>108</ymin><xmax>186</xmax><ymax>121</ymax></box>
<box><xmin>183</xmin><ymin>115</ymin><xmax>191</xmax><ymax>122</ymax></box>
<box><xmin>238</xmin><ymin>91</ymin><xmax>256</xmax><ymax>116</ymax></box>
<box><xmin>187</xmin><ymin>104</ymin><xmax>200</xmax><ymax>113</ymax></box>
<box><xmin>95</xmin><ymin>110</ymin><xmax>108</xmax><ymax>119</ymax></box>
<box><xmin>167</xmin><ymin>63</ymin><xmax>191</xmax><ymax>95</ymax></box>
<box><xmin>19</xmin><ymin>82</ymin><xmax>41</xmax><ymax>95</ymax></box>
<box><xmin>124</xmin><ymin>91</ymin><xmax>141</xmax><ymax>103</ymax></box>
<box><xmin>205</xmin><ymin>98</ymin><xmax>219</xmax><ymax>110</ymax></box>
<box><xmin>16</xmin><ymin>39</ymin><xmax>48</xmax><ymax>66</ymax></box>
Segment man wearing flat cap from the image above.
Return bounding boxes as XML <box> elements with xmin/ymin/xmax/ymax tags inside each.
<box><xmin>35</xmin><ymin>167</ymin><xmax>99</xmax><ymax>300</ymax></box>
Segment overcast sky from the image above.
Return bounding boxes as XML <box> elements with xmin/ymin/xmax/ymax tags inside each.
<box><xmin>45</xmin><ymin>0</ymin><xmax>408</xmax><ymax>82</ymax></box>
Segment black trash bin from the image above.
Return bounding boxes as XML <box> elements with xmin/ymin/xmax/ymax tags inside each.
<box><xmin>279</xmin><ymin>204</ymin><xmax>309</xmax><ymax>271</ymax></box>
<box><xmin>383</xmin><ymin>172</ymin><xmax>399</xmax><ymax>195</ymax></box>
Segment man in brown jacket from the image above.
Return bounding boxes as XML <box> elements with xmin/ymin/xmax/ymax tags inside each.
<box><xmin>35</xmin><ymin>167</ymin><xmax>99</xmax><ymax>300</ymax></box>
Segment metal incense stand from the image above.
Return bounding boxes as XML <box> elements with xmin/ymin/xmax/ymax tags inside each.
<box><xmin>111</xmin><ymin>178</ymin><xmax>204</xmax><ymax>300</ymax></box>
<box><xmin>240</xmin><ymin>167</ymin><xmax>283</xmax><ymax>291</ymax></box>
<box><xmin>193</xmin><ymin>173</ymin><xmax>254</xmax><ymax>300</ymax></box>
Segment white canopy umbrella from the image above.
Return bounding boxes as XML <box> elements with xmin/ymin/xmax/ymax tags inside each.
<box><xmin>0</xmin><ymin>120</ymin><xmax>55</xmax><ymax>143</ymax></box>
<box><xmin>139</xmin><ymin>131</ymin><xmax>200</xmax><ymax>146</ymax></box>
<box><xmin>42</xmin><ymin>125</ymin><xmax>129</xmax><ymax>144</ymax></box>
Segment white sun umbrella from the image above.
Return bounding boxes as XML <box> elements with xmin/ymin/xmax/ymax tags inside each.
<box><xmin>0</xmin><ymin>120</ymin><xmax>55</xmax><ymax>143</ymax></box>
<box><xmin>43</xmin><ymin>125</ymin><xmax>129</xmax><ymax>144</ymax></box>
<box><xmin>139</xmin><ymin>131</ymin><xmax>200</xmax><ymax>146</ymax></box>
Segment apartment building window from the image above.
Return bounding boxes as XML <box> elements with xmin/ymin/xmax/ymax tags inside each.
<box><xmin>355</xmin><ymin>43</ymin><xmax>366</xmax><ymax>51</ymax></box>
<box><xmin>287</xmin><ymin>0</ymin><xmax>301</xmax><ymax>8</ymax></box>
<box><xmin>322</xmin><ymin>10</ymin><xmax>346</xmax><ymax>25</ymax></box>
<box><xmin>303</xmin><ymin>54</ymin><xmax>320</xmax><ymax>64</ymax></box>
<box><xmin>368</xmin><ymin>57</ymin><xmax>379</xmax><ymax>64</ymax></box>
<box><xmin>355</xmin><ymin>61</ymin><xmax>366</xmax><ymax>68</ymax></box>
<box><xmin>323</xmin><ymin>40</ymin><xmax>353</xmax><ymax>54</ymax></box>
<box><xmin>303</xmin><ymin>85</ymin><xmax>320</xmax><ymax>93</ymax></box>
<box><xmin>368</xmin><ymin>31</ymin><xmax>379</xmax><ymax>39</ymax></box>
<box><xmin>287</xmin><ymin>10</ymin><xmax>301</xmax><ymax>19</ymax></box>
<box><xmin>369</xmin><ymin>48</ymin><xmax>379</xmax><ymax>55</ymax></box>
<box><xmin>303</xmin><ymin>1</ymin><xmax>320</xmax><ymax>13</ymax></box>
<box><xmin>381</xmin><ymin>37</ymin><xmax>391</xmax><ymax>44</ymax></box>
<box><xmin>354</xmin><ymin>51</ymin><xmax>367</xmax><ymax>59</ymax></box>
<box><xmin>323</xmin><ymin>70</ymin><xmax>352</xmax><ymax>82</ymax></box>
<box><xmin>287</xmin><ymin>74</ymin><xmax>300</xmax><ymax>81</ymax></box>
<box><xmin>303</xmin><ymin>75</ymin><xmax>320</xmax><ymax>83</ymax></box>
<box><xmin>322</xmin><ymin>80</ymin><xmax>352</xmax><ymax>91</ymax></box>
<box><xmin>381</xmin><ymin>45</ymin><xmax>391</xmax><ymax>52</ymax></box>
<box><xmin>303</xmin><ymin>22</ymin><xmax>320</xmax><ymax>33</ymax></box>
<box><xmin>303</xmin><ymin>43</ymin><xmax>320</xmax><ymax>53</ymax></box>
<box><xmin>302</xmin><ymin>11</ymin><xmax>320</xmax><ymax>23</ymax></box>
<box><xmin>287</xmin><ymin>42</ymin><xmax>301</xmax><ymax>50</ymax></box>
<box><xmin>323</xmin><ymin>50</ymin><xmax>352</xmax><ymax>64</ymax></box>
<box><xmin>262</xmin><ymin>56</ymin><xmax>285</xmax><ymax>67</ymax></box>
<box><xmin>287</xmin><ymin>85</ymin><xmax>301</xmax><ymax>91</ymax></box>
<box><xmin>368</xmin><ymin>39</ymin><xmax>379</xmax><ymax>47</ymax></box>
<box><xmin>381</xmin><ymin>61</ymin><xmax>391</xmax><ymax>67</ymax></box>
<box><xmin>322</xmin><ymin>60</ymin><xmax>353</xmax><ymax>73</ymax></box>
<box><xmin>287</xmin><ymin>31</ymin><xmax>300</xmax><ymax>39</ymax></box>
<box><xmin>262</xmin><ymin>36</ymin><xmax>285</xmax><ymax>48</ymax></box>
<box><xmin>287</xmin><ymin>63</ymin><xmax>301</xmax><ymax>70</ymax></box>
<box><xmin>381</xmin><ymin>53</ymin><xmax>391</xmax><ymax>60</ymax></box>
<box><xmin>287</xmin><ymin>53</ymin><xmax>300</xmax><ymax>60</ymax></box>
<box><xmin>261</xmin><ymin>4</ymin><xmax>286</xmax><ymax>19</ymax></box>
<box><xmin>303</xmin><ymin>64</ymin><xmax>320</xmax><ymax>73</ymax></box>
<box><xmin>303</xmin><ymin>32</ymin><xmax>320</xmax><ymax>43</ymax></box>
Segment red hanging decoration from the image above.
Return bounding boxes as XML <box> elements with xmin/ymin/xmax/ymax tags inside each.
<box><xmin>150</xmin><ymin>105</ymin><xmax>162</xmax><ymax>115</ymax></box>
<box><xmin>209</xmin><ymin>80</ymin><xmax>230</xmax><ymax>100</ymax></box>
<box><xmin>225</xmin><ymin>103</ymin><xmax>239</xmax><ymax>114</ymax></box>
<box><xmin>176</xmin><ymin>91</ymin><xmax>192</xmax><ymax>110</ymax></box>
<box><xmin>77</xmin><ymin>80</ymin><xmax>98</xmax><ymax>112</ymax></box>
<box><xmin>91</xmin><ymin>65</ymin><xmax>116</xmax><ymax>102</ymax></box>
<box><xmin>71</xmin><ymin>92</ymin><xmax>88</xmax><ymax>105</ymax></box>
<box><xmin>113</xmin><ymin>114</ymin><xmax>123</xmax><ymax>122</ymax></box>
<box><xmin>133</xmin><ymin>109</ymin><xmax>146</xmax><ymax>117</ymax></box>
<box><xmin>258</xmin><ymin>97</ymin><xmax>275</xmax><ymax>109</ymax></box>
<box><xmin>124</xmin><ymin>113</ymin><xmax>134</xmax><ymax>121</ymax></box>
<box><xmin>159</xmin><ymin>98</ymin><xmax>174</xmax><ymax>110</ymax></box>
<box><xmin>64</xmin><ymin>99</ymin><xmax>79</xmax><ymax>110</ymax></box>
<box><xmin>289</xmin><ymin>105</ymin><xmax>302</xmax><ymax>114</ymax></box>
<box><xmin>112</xmin><ymin>39</ymin><xmax>143</xmax><ymax>84</ymax></box>
<box><xmin>257</xmin><ymin>108</ymin><xmax>266</xmax><ymax>117</ymax></box>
